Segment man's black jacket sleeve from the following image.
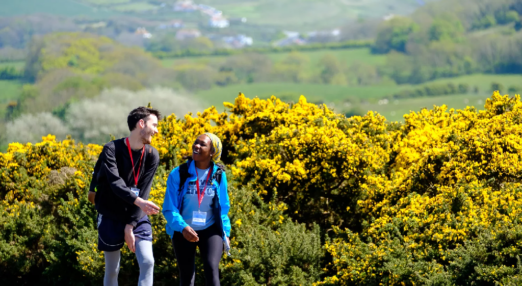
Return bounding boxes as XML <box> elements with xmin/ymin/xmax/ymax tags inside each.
<box><xmin>89</xmin><ymin>152</ymin><xmax>103</xmax><ymax>193</ymax></box>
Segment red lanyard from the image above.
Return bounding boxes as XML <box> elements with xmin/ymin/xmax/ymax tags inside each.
<box><xmin>195</xmin><ymin>168</ymin><xmax>212</xmax><ymax>209</ymax></box>
<box><xmin>126</xmin><ymin>137</ymin><xmax>145</xmax><ymax>187</ymax></box>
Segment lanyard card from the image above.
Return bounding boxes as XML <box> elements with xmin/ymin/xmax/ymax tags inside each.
<box><xmin>193</xmin><ymin>211</ymin><xmax>207</xmax><ymax>226</ymax></box>
<box><xmin>131</xmin><ymin>187</ymin><xmax>140</xmax><ymax>197</ymax></box>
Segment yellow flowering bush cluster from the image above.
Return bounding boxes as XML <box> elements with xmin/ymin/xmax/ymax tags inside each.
<box><xmin>3</xmin><ymin>91</ymin><xmax>522</xmax><ymax>285</ymax></box>
<box><xmin>0</xmin><ymin>135</ymin><xmax>101</xmax><ymax>284</ymax></box>
<box><xmin>317</xmin><ymin>92</ymin><xmax>522</xmax><ymax>285</ymax></box>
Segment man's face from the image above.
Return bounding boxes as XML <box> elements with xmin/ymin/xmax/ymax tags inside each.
<box><xmin>139</xmin><ymin>115</ymin><xmax>159</xmax><ymax>144</ymax></box>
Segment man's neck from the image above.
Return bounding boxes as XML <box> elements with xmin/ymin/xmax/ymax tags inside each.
<box><xmin>126</xmin><ymin>133</ymin><xmax>144</xmax><ymax>151</ymax></box>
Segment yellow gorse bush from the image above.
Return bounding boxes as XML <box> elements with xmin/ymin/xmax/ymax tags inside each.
<box><xmin>2</xmin><ymin>92</ymin><xmax>522</xmax><ymax>285</ymax></box>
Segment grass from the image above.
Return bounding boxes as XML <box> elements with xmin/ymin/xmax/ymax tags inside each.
<box><xmin>111</xmin><ymin>2</ymin><xmax>159</xmax><ymax>12</ymax></box>
<box><xmin>200</xmin><ymin>0</ymin><xmax>437</xmax><ymax>31</ymax></box>
<box><xmin>0</xmin><ymin>80</ymin><xmax>23</xmax><ymax>104</ymax></box>
<box><xmin>0</xmin><ymin>80</ymin><xmax>23</xmax><ymax>120</ymax></box>
<box><xmin>427</xmin><ymin>74</ymin><xmax>522</xmax><ymax>94</ymax></box>
<box><xmin>194</xmin><ymin>73</ymin><xmax>522</xmax><ymax>119</ymax></box>
<box><xmin>366</xmin><ymin>93</ymin><xmax>496</xmax><ymax>122</ymax></box>
<box><xmin>161</xmin><ymin>48</ymin><xmax>387</xmax><ymax>73</ymax></box>
<box><xmin>0</xmin><ymin>61</ymin><xmax>25</xmax><ymax>70</ymax></box>
<box><xmin>195</xmin><ymin>82</ymin><xmax>410</xmax><ymax>110</ymax></box>
<box><xmin>81</xmin><ymin>0</ymin><xmax>131</xmax><ymax>6</ymax></box>
<box><xmin>0</xmin><ymin>0</ymin><xmax>119</xmax><ymax>17</ymax></box>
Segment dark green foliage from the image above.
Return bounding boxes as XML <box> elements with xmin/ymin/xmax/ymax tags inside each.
<box><xmin>391</xmin><ymin>82</ymin><xmax>469</xmax><ymax>99</ymax></box>
<box><xmin>372</xmin><ymin>17</ymin><xmax>419</xmax><ymax>54</ymax></box>
<box><xmin>0</xmin><ymin>142</ymin><xmax>323</xmax><ymax>285</ymax></box>
<box><xmin>491</xmin><ymin>82</ymin><xmax>505</xmax><ymax>92</ymax></box>
<box><xmin>152</xmin><ymin>40</ymin><xmax>373</xmax><ymax>59</ymax></box>
<box><xmin>0</xmin><ymin>66</ymin><xmax>22</xmax><ymax>80</ymax></box>
<box><xmin>508</xmin><ymin>85</ymin><xmax>522</xmax><ymax>94</ymax></box>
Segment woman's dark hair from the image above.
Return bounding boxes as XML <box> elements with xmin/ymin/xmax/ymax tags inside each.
<box><xmin>127</xmin><ymin>107</ymin><xmax>161</xmax><ymax>131</ymax></box>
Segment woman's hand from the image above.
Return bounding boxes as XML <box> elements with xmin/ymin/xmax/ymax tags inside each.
<box><xmin>182</xmin><ymin>226</ymin><xmax>199</xmax><ymax>242</ymax></box>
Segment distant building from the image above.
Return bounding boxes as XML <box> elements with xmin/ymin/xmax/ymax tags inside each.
<box><xmin>273</xmin><ymin>37</ymin><xmax>306</xmax><ymax>47</ymax></box>
<box><xmin>223</xmin><ymin>34</ymin><xmax>253</xmax><ymax>48</ymax></box>
<box><xmin>157</xmin><ymin>20</ymin><xmax>184</xmax><ymax>29</ymax></box>
<box><xmin>383</xmin><ymin>14</ymin><xmax>395</xmax><ymax>21</ymax></box>
<box><xmin>173</xmin><ymin>0</ymin><xmax>198</xmax><ymax>12</ymax></box>
<box><xmin>229</xmin><ymin>17</ymin><xmax>247</xmax><ymax>24</ymax></box>
<box><xmin>176</xmin><ymin>29</ymin><xmax>201</xmax><ymax>40</ymax></box>
<box><xmin>274</xmin><ymin>31</ymin><xmax>306</xmax><ymax>47</ymax></box>
<box><xmin>283</xmin><ymin>31</ymin><xmax>300</xmax><ymax>38</ymax></box>
<box><xmin>209</xmin><ymin>16</ymin><xmax>229</xmax><ymax>28</ymax></box>
<box><xmin>135</xmin><ymin>27</ymin><xmax>152</xmax><ymax>39</ymax></box>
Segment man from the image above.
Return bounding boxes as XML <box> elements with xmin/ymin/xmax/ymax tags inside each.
<box><xmin>88</xmin><ymin>106</ymin><xmax>161</xmax><ymax>286</ymax></box>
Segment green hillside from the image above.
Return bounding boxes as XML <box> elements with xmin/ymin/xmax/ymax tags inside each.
<box><xmin>199</xmin><ymin>0</ymin><xmax>435</xmax><ymax>30</ymax></box>
<box><xmin>161</xmin><ymin>48</ymin><xmax>387</xmax><ymax>72</ymax></box>
<box><xmin>2</xmin><ymin>0</ymin><xmax>435</xmax><ymax>30</ymax></box>
<box><xmin>0</xmin><ymin>0</ymin><xmax>119</xmax><ymax>17</ymax></box>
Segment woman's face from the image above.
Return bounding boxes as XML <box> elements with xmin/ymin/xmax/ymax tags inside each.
<box><xmin>192</xmin><ymin>135</ymin><xmax>213</xmax><ymax>162</ymax></box>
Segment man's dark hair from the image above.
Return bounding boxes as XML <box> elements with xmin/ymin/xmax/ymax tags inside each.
<box><xmin>127</xmin><ymin>107</ymin><xmax>161</xmax><ymax>131</ymax></box>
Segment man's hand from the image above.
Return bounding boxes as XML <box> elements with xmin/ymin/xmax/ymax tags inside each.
<box><xmin>134</xmin><ymin>197</ymin><xmax>160</xmax><ymax>215</ymax></box>
<box><xmin>182</xmin><ymin>226</ymin><xmax>199</xmax><ymax>242</ymax></box>
<box><xmin>124</xmin><ymin>224</ymin><xmax>136</xmax><ymax>253</ymax></box>
<box><xmin>88</xmin><ymin>191</ymin><xmax>96</xmax><ymax>205</ymax></box>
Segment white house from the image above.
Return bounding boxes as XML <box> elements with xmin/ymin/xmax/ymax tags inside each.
<box><xmin>175</xmin><ymin>29</ymin><xmax>201</xmax><ymax>40</ymax></box>
<box><xmin>209</xmin><ymin>16</ymin><xmax>229</xmax><ymax>28</ymax></box>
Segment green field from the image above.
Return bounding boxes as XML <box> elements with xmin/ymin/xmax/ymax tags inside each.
<box><xmin>161</xmin><ymin>48</ymin><xmax>387</xmax><ymax>72</ymax></box>
<box><xmin>2</xmin><ymin>0</ymin><xmax>435</xmax><ymax>27</ymax></box>
<box><xmin>0</xmin><ymin>80</ymin><xmax>23</xmax><ymax>103</ymax></box>
<box><xmin>0</xmin><ymin>0</ymin><xmax>119</xmax><ymax>17</ymax></box>
<box><xmin>0</xmin><ymin>61</ymin><xmax>25</xmax><ymax>70</ymax></box>
<box><xmin>201</xmin><ymin>0</ymin><xmax>438</xmax><ymax>30</ymax></box>
<box><xmin>195</xmin><ymin>82</ymin><xmax>409</xmax><ymax>110</ymax></box>
<box><xmin>194</xmin><ymin>74</ymin><xmax>522</xmax><ymax>119</ymax></box>
<box><xmin>366</xmin><ymin>93</ymin><xmax>495</xmax><ymax>122</ymax></box>
<box><xmin>0</xmin><ymin>80</ymin><xmax>23</xmax><ymax>119</ymax></box>
<box><xmin>111</xmin><ymin>2</ymin><xmax>159</xmax><ymax>12</ymax></box>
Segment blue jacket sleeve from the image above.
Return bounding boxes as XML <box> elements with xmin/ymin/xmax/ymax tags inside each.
<box><xmin>219</xmin><ymin>172</ymin><xmax>231</xmax><ymax>237</ymax></box>
<box><xmin>162</xmin><ymin>167</ymin><xmax>188</xmax><ymax>237</ymax></box>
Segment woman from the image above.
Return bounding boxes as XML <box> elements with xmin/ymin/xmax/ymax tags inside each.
<box><xmin>163</xmin><ymin>133</ymin><xmax>231</xmax><ymax>286</ymax></box>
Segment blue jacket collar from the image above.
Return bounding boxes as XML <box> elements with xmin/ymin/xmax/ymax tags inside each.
<box><xmin>188</xmin><ymin>160</ymin><xmax>218</xmax><ymax>175</ymax></box>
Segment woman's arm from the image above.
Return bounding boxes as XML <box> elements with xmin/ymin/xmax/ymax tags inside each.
<box><xmin>219</xmin><ymin>172</ymin><xmax>231</xmax><ymax>237</ymax></box>
<box><xmin>163</xmin><ymin>167</ymin><xmax>189</xmax><ymax>235</ymax></box>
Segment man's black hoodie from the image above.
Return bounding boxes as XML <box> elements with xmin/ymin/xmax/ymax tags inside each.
<box><xmin>89</xmin><ymin>138</ymin><xmax>160</xmax><ymax>227</ymax></box>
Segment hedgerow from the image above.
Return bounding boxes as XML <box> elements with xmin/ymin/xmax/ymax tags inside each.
<box><xmin>1</xmin><ymin>91</ymin><xmax>522</xmax><ymax>285</ymax></box>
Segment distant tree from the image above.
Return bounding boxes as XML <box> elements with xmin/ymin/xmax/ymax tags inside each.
<box><xmin>65</xmin><ymin>88</ymin><xmax>201</xmax><ymax>144</ymax></box>
<box><xmin>429</xmin><ymin>17</ymin><xmax>465</xmax><ymax>42</ymax></box>
<box><xmin>347</xmin><ymin>61</ymin><xmax>380</xmax><ymax>86</ymax></box>
<box><xmin>318</xmin><ymin>54</ymin><xmax>347</xmax><ymax>85</ymax></box>
<box><xmin>174</xmin><ymin>64</ymin><xmax>217</xmax><ymax>90</ymax></box>
<box><xmin>491</xmin><ymin>82</ymin><xmax>504</xmax><ymax>92</ymax></box>
<box><xmin>372</xmin><ymin>17</ymin><xmax>419</xmax><ymax>54</ymax></box>
<box><xmin>6</xmin><ymin>112</ymin><xmax>69</xmax><ymax>143</ymax></box>
<box><xmin>220</xmin><ymin>53</ymin><xmax>272</xmax><ymax>83</ymax></box>
<box><xmin>495</xmin><ymin>10</ymin><xmax>520</xmax><ymax>24</ymax></box>
<box><xmin>271</xmin><ymin>52</ymin><xmax>310</xmax><ymax>83</ymax></box>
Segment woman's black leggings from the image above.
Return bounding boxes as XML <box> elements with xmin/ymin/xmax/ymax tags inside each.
<box><xmin>172</xmin><ymin>223</ymin><xmax>223</xmax><ymax>286</ymax></box>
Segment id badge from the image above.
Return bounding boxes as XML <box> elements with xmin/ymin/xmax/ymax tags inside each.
<box><xmin>131</xmin><ymin>187</ymin><xmax>140</xmax><ymax>197</ymax></box>
<box><xmin>193</xmin><ymin>211</ymin><xmax>207</xmax><ymax>226</ymax></box>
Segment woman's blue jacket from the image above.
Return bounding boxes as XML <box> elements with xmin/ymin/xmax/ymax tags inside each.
<box><xmin>162</xmin><ymin>160</ymin><xmax>231</xmax><ymax>239</ymax></box>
